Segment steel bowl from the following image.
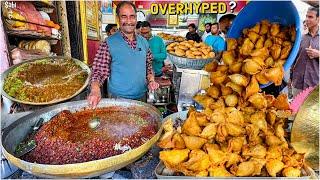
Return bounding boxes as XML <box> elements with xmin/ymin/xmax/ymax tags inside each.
<box><xmin>167</xmin><ymin>53</ymin><xmax>214</xmax><ymax>70</ymax></box>
<box><xmin>1</xmin><ymin>99</ymin><xmax>163</xmax><ymax>178</ymax></box>
<box><xmin>1</xmin><ymin>56</ymin><xmax>91</xmax><ymax>105</ymax></box>
<box><xmin>163</xmin><ymin>40</ymin><xmax>174</xmax><ymax>45</ymax></box>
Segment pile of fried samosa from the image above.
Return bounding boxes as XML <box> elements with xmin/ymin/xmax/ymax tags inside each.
<box><xmin>167</xmin><ymin>40</ymin><xmax>216</xmax><ymax>59</ymax></box>
<box><xmin>206</xmin><ymin>19</ymin><xmax>296</xmax><ymax>86</ymax></box>
<box><xmin>158</xmin><ymin>20</ymin><xmax>304</xmax><ymax>177</ymax></box>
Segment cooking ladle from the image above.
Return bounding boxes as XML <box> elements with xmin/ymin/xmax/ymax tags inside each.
<box><xmin>62</xmin><ymin>70</ymin><xmax>87</xmax><ymax>80</ymax></box>
<box><xmin>88</xmin><ymin>108</ymin><xmax>101</xmax><ymax>129</ymax></box>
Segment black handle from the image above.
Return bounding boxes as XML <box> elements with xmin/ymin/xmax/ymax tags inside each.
<box><xmin>32</xmin><ymin>118</ymin><xmax>44</xmax><ymax>131</ymax></box>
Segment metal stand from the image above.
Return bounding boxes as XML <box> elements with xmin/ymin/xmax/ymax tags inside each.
<box><xmin>147</xmin><ymin>76</ymin><xmax>172</xmax><ymax>106</ymax></box>
<box><xmin>173</xmin><ymin>65</ymin><xmax>210</xmax><ymax>112</ymax></box>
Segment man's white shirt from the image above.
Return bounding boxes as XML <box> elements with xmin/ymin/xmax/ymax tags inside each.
<box><xmin>202</xmin><ymin>31</ymin><xmax>211</xmax><ymax>42</ymax></box>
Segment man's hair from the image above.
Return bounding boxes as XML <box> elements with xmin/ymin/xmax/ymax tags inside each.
<box><xmin>218</xmin><ymin>14</ymin><xmax>236</xmax><ymax>23</ymax></box>
<box><xmin>205</xmin><ymin>23</ymin><xmax>212</xmax><ymax>27</ymax></box>
<box><xmin>188</xmin><ymin>23</ymin><xmax>196</xmax><ymax>29</ymax></box>
<box><xmin>212</xmin><ymin>22</ymin><xmax>219</xmax><ymax>28</ymax></box>
<box><xmin>141</xmin><ymin>21</ymin><xmax>151</xmax><ymax>28</ymax></box>
<box><xmin>136</xmin><ymin>21</ymin><xmax>142</xmax><ymax>29</ymax></box>
<box><xmin>308</xmin><ymin>7</ymin><xmax>319</xmax><ymax>17</ymax></box>
<box><xmin>105</xmin><ymin>24</ymin><xmax>117</xmax><ymax>33</ymax></box>
<box><xmin>116</xmin><ymin>1</ymin><xmax>137</xmax><ymax>16</ymax></box>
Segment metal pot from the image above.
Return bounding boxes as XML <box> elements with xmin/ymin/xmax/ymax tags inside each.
<box><xmin>291</xmin><ymin>86</ymin><xmax>319</xmax><ymax>170</ymax></box>
<box><xmin>1</xmin><ymin>56</ymin><xmax>91</xmax><ymax>105</ymax></box>
<box><xmin>1</xmin><ymin>99</ymin><xmax>163</xmax><ymax>178</ymax></box>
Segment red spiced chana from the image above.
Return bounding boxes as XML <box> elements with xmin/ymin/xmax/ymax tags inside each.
<box><xmin>23</xmin><ymin>107</ymin><xmax>157</xmax><ymax>164</ymax></box>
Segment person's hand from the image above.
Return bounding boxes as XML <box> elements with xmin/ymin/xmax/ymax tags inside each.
<box><xmin>87</xmin><ymin>85</ymin><xmax>101</xmax><ymax>109</ymax></box>
<box><xmin>148</xmin><ymin>80</ymin><xmax>159</xmax><ymax>91</ymax></box>
<box><xmin>162</xmin><ymin>64</ymin><xmax>172</xmax><ymax>73</ymax></box>
<box><xmin>306</xmin><ymin>47</ymin><xmax>320</xmax><ymax>59</ymax></box>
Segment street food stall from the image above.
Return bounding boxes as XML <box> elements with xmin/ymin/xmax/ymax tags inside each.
<box><xmin>1</xmin><ymin>0</ymin><xmax>319</xmax><ymax>179</ymax></box>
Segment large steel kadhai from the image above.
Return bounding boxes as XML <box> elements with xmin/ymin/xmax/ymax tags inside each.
<box><xmin>1</xmin><ymin>99</ymin><xmax>163</xmax><ymax>178</ymax></box>
<box><xmin>1</xmin><ymin>56</ymin><xmax>91</xmax><ymax>105</ymax></box>
<box><xmin>291</xmin><ymin>86</ymin><xmax>319</xmax><ymax>170</ymax></box>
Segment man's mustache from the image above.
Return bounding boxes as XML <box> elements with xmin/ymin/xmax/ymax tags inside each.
<box><xmin>122</xmin><ymin>23</ymin><xmax>135</xmax><ymax>26</ymax></box>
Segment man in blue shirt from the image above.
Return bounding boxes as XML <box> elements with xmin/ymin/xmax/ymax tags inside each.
<box><xmin>204</xmin><ymin>23</ymin><xmax>226</xmax><ymax>53</ymax></box>
<box><xmin>140</xmin><ymin>21</ymin><xmax>167</xmax><ymax>77</ymax></box>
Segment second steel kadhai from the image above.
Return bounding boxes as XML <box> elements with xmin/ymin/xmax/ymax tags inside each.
<box><xmin>2</xmin><ymin>99</ymin><xmax>163</xmax><ymax>178</ymax></box>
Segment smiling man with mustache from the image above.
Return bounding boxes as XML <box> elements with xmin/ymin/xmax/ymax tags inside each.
<box><xmin>88</xmin><ymin>1</ymin><xmax>159</xmax><ymax>108</ymax></box>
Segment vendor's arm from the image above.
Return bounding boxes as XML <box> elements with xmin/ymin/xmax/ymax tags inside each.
<box><xmin>152</xmin><ymin>39</ymin><xmax>167</xmax><ymax>62</ymax></box>
<box><xmin>146</xmin><ymin>49</ymin><xmax>159</xmax><ymax>90</ymax></box>
<box><xmin>91</xmin><ymin>42</ymin><xmax>111</xmax><ymax>85</ymax></box>
<box><xmin>88</xmin><ymin>42</ymin><xmax>111</xmax><ymax>108</ymax></box>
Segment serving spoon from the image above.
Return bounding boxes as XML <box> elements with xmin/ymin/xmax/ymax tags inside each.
<box><xmin>62</xmin><ymin>69</ymin><xmax>87</xmax><ymax>80</ymax></box>
<box><xmin>88</xmin><ymin>109</ymin><xmax>101</xmax><ymax>129</ymax></box>
<box><xmin>15</xmin><ymin>118</ymin><xmax>44</xmax><ymax>157</ymax></box>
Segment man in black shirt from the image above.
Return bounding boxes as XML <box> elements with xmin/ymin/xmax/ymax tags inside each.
<box><xmin>105</xmin><ymin>24</ymin><xmax>117</xmax><ymax>37</ymax></box>
<box><xmin>136</xmin><ymin>21</ymin><xmax>142</xmax><ymax>35</ymax></box>
<box><xmin>186</xmin><ymin>23</ymin><xmax>201</xmax><ymax>42</ymax></box>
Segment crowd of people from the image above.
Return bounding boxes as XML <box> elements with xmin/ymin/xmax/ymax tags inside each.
<box><xmin>185</xmin><ymin>14</ymin><xmax>236</xmax><ymax>53</ymax></box>
<box><xmin>90</xmin><ymin>1</ymin><xmax>319</xmax><ymax>108</ymax></box>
